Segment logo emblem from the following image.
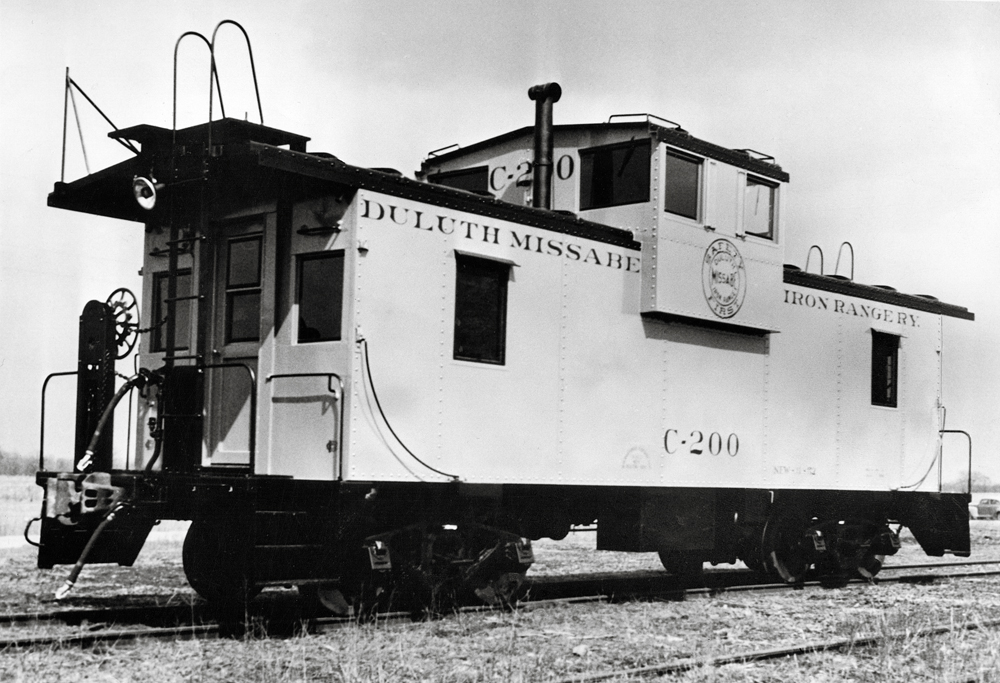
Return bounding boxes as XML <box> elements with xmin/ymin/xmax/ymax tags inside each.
<box><xmin>702</xmin><ymin>239</ymin><xmax>747</xmax><ymax>319</ymax></box>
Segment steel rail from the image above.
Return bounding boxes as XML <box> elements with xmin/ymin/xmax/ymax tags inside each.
<box><xmin>550</xmin><ymin>616</ymin><xmax>1000</xmax><ymax>683</ymax></box>
<box><xmin>0</xmin><ymin>623</ymin><xmax>216</xmax><ymax>650</ymax></box>
<box><xmin>0</xmin><ymin>602</ymin><xmax>203</xmax><ymax>628</ymax></box>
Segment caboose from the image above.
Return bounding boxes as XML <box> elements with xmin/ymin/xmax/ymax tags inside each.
<box><xmin>34</xmin><ymin>32</ymin><xmax>974</xmax><ymax>611</ymax></box>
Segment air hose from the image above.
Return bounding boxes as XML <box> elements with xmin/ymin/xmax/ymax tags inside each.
<box><xmin>76</xmin><ymin>368</ymin><xmax>154</xmax><ymax>472</ymax></box>
<box><xmin>54</xmin><ymin>501</ymin><xmax>128</xmax><ymax>600</ymax></box>
<box><xmin>57</xmin><ymin>369</ymin><xmax>156</xmax><ymax>598</ymax></box>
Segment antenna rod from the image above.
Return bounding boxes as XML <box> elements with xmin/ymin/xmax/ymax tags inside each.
<box><xmin>61</xmin><ymin>68</ymin><xmax>69</xmax><ymax>183</ymax></box>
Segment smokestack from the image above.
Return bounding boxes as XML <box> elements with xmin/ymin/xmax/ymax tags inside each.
<box><xmin>528</xmin><ymin>82</ymin><xmax>562</xmax><ymax>210</ymax></box>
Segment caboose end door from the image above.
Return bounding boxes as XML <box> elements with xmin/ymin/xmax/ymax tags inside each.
<box><xmin>204</xmin><ymin>218</ymin><xmax>269</xmax><ymax>467</ymax></box>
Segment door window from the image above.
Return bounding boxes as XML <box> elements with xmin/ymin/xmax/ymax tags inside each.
<box><xmin>297</xmin><ymin>251</ymin><xmax>345</xmax><ymax>343</ymax></box>
<box><xmin>225</xmin><ymin>236</ymin><xmax>262</xmax><ymax>343</ymax></box>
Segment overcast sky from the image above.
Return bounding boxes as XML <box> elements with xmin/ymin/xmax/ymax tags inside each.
<box><xmin>1</xmin><ymin>0</ymin><xmax>997</xmax><ymax>482</ymax></box>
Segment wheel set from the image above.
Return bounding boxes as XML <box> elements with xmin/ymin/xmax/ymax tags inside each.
<box><xmin>181</xmin><ymin>518</ymin><xmax>533</xmax><ymax>617</ymax></box>
<box><xmin>737</xmin><ymin>513</ymin><xmax>898</xmax><ymax>584</ymax></box>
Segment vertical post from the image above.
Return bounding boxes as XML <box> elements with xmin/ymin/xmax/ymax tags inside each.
<box><xmin>165</xmin><ymin>223</ymin><xmax>178</xmax><ymax>370</ymax></box>
<box><xmin>75</xmin><ymin>301</ymin><xmax>116</xmax><ymax>471</ymax></box>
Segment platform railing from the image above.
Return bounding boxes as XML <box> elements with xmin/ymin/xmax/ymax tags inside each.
<box><xmin>940</xmin><ymin>429</ymin><xmax>973</xmax><ymax>494</ymax></box>
<box><xmin>38</xmin><ymin>370</ymin><xmax>78</xmax><ymax>470</ymax></box>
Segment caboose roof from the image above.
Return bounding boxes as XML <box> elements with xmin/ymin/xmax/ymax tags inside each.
<box><xmin>110</xmin><ymin>118</ymin><xmax>311</xmax><ymax>152</ymax></box>
<box><xmin>48</xmin><ymin>118</ymin><xmax>638</xmax><ymax>249</ymax></box>
<box><xmin>47</xmin><ymin>118</ymin><xmax>971</xmax><ymax>320</ymax></box>
<box><xmin>421</xmin><ymin>121</ymin><xmax>790</xmax><ymax>183</ymax></box>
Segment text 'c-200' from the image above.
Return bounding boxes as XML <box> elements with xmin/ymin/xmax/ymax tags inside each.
<box><xmin>664</xmin><ymin>429</ymin><xmax>739</xmax><ymax>457</ymax></box>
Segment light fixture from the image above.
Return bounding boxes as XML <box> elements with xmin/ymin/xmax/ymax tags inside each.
<box><xmin>132</xmin><ymin>176</ymin><xmax>163</xmax><ymax>210</ymax></box>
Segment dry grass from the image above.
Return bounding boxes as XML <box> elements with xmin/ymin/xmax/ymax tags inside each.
<box><xmin>3</xmin><ymin>578</ymin><xmax>1000</xmax><ymax>682</ymax></box>
<box><xmin>0</xmin><ymin>476</ymin><xmax>42</xmax><ymax>538</ymax></box>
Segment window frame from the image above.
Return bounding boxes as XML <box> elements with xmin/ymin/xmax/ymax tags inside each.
<box><xmin>428</xmin><ymin>166</ymin><xmax>490</xmax><ymax>195</ymax></box>
<box><xmin>743</xmin><ymin>174</ymin><xmax>778</xmax><ymax>240</ymax></box>
<box><xmin>296</xmin><ymin>250</ymin><xmax>346</xmax><ymax>344</ymax></box>
<box><xmin>453</xmin><ymin>253</ymin><xmax>510</xmax><ymax>365</ymax></box>
<box><xmin>151</xmin><ymin>268</ymin><xmax>193</xmax><ymax>352</ymax></box>
<box><xmin>871</xmin><ymin>330</ymin><xmax>900</xmax><ymax>408</ymax></box>
<box><xmin>663</xmin><ymin>147</ymin><xmax>703</xmax><ymax>221</ymax></box>
<box><xmin>579</xmin><ymin>138</ymin><xmax>651</xmax><ymax>211</ymax></box>
<box><xmin>224</xmin><ymin>234</ymin><xmax>263</xmax><ymax>344</ymax></box>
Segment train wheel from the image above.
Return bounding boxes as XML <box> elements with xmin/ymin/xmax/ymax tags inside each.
<box><xmin>760</xmin><ymin>513</ymin><xmax>811</xmax><ymax>584</ymax></box>
<box><xmin>474</xmin><ymin>570</ymin><xmax>527</xmax><ymax>608</ymax></box>
<box><xmin>657</xmin><ymin>549</ymin><xmax>704</xmax><ymax>579</ymax></box>
<box><xmin>372</xmin><ymin>524</ymin><xmax>532</xmax><ymax>616</ymax></box>
<box><xmin>298</xmin><ymin>584</ymin><xmax>352</xmax><ymax>617</ymax></box>
<box><xmin>855</xmin><ymin>552</ymin><xmax>886</xmax><ymax>580</ymax></box>
<box><xmin>182</xmin><ymin>519</ymin><xmax>260</xmax><ymax>606</ymax></box>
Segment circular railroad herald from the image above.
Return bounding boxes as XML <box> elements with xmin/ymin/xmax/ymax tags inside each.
<box><xmin>702</xmin><ymin>238</ymin><xmax>747</xmax><ymax>319</ymax></box>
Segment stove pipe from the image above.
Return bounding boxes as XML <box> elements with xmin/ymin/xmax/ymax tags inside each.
<box><xmin>528</xmin><ymin>82</ymin><xmax>562</xmax><ymax>210</ymax></box>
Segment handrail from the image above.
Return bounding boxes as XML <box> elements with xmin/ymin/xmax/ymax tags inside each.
<box><xmin>266</xmin><ymin>372</ymin><xmax>345</xmax><ymax>479</ymax></box>
<box><xmin>39</xmin><ymin>371</ymin><xmax>78</xmax><ymax>470</ymax></box>
<box><xmin>805</xmin><ymin>245</ymin><xmax>824</xmax><ymax>275</ymax></box>
<box><xmin>607</xmin><ymin>113</ymin><xmax>683</xmax><ymax>130</ymax></box>
<box><xmin>940</xmin><ymin>429</ymin><xmax>973</xmax><ymax>494</ymax></box>
<box><xmin>835</xmin><ymin>241</ymin><xmax>855</xmax><ymax>280</ymax></box>
<box><xmin>209</xmin><ymin>20</ymin><xmax>264</xmax><ymax>125</ymax></box>
<box><xmin>202</xmin><ymin>363</ymin><xmax>257</xmax><ymax>472</ymax></box>
<box><xmin>172</xmin><ymin>31</ymin><xmax>214</xmax><ymax>137</ymax></box>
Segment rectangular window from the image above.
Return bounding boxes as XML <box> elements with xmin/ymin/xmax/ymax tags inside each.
<box><xmin>428</xmin><ymin>166</ymin><xmax>489</xmax><ymax>194</ymax></box>
<box><xmin>580</xmin><ymin>139</ymin><xmax>650</xmax><ymax>210</ymax></box>
<box><xmin>664</xmin><ymin>149</ymin><xmax>702</xmax><ymax>220</ymax></box>
<box><xmin>871</xmin><ymin>331</ymin><xmax>899</xmax><ymax>407</ymax></box>
<box><xmin>152</xmin><ymin>269</ymin><xmax>192</xmax><ymax>352</ymax></box>
<box><xmin>225</xmin><ymin>235</ymin><xmax>262</xmax><ymax>343</ymax></box>
<box><xmin>454</xmin><ymin>254</ymin><xmax>508</xmax><ymax>364</ymax></box>
<box><xmin>744</xmin><ymin>176</ymin><xmax>776</xmax><ymax>239</ymax></box>
<box><xmin>297</xmin><ymin>251</ymin><xmax>345</xmax><ymax>343</ymax></box>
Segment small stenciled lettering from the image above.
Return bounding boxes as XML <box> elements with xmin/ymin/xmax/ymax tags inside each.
<box><xmin>783</xmin><ymin>288</ymin><xmax>919</xmax><ymax>327</ymax></box>
<box><xmin>360</xmin><ymin>197</ymin><xmax>640</xmax><ymax>273</ymax></box>
<box><xmin>773</xmin><ymin>465</ymin><xmax>817</xmax><ymax>476</ymax></box>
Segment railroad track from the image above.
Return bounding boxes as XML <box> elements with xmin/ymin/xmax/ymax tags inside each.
<box><xmin>3</xmin><ymin>560</ymin><xmax>999</xmax><ymax>651</ymax></box>
<box><xmin>550</xmin><ymin>616</ymin><xmax>1000</xmax><ymax>683</ymax></box>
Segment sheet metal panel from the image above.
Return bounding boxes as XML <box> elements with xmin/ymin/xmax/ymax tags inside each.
<box><xmin>640</xmin><ymin>142</ymin><xmax>786</xmax><ymax>332</ymax></box>
<box><xmin>769</xmin><ymin>283</ymin><xmax>943</xmax><ymax>491</ymax></box>
<box><xmin>329</xmin><ymin>190</ymin><xmax>947</xmax><ymax>492</ymax></box>
<box><xmin>262</xmin><ymin>197</ymin><xmax>356</xmax><ymax>480</ymax></box>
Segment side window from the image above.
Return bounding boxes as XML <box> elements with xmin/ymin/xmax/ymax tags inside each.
<box><xmin>744</xmin><ymin>176</ymin><xmax>777</xmax><ymax>239</ymax></box>
<box><xmin>152</xmin><ymin>269</ymin><xmax>192</xmax><ymax>352</ymax></box>
<box><xmin>580</xmin><ymin>139</ymin><xmax>650</xmax><ymax>210</ymax></box>
<box><xmin>225</xmin><ymin>235</ymin><xmax>262</xmax><ymax>343</ymax></box>
<box><xmin>428</xmin><ymin>166</ymin><xmax>489</xmax><ymax>194</ymax></box>
<box><xmin>454</xmin><ymin>254</ymin><xmax>509</xmax><ymax>364</ymax></box>
<box><xmin>297</xmin><ymin>251</ymin><xmax>345</xmax><ymax>343</ymax></box>
<box><xmin>871</xmin><ymin>331</ymin><xmax>899</xmax><ymax>407</ymax></box>
<box><xmin>664</xmin><ymin>149</ymin><xmax>702</xmax><ymax>220</ymax></box>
